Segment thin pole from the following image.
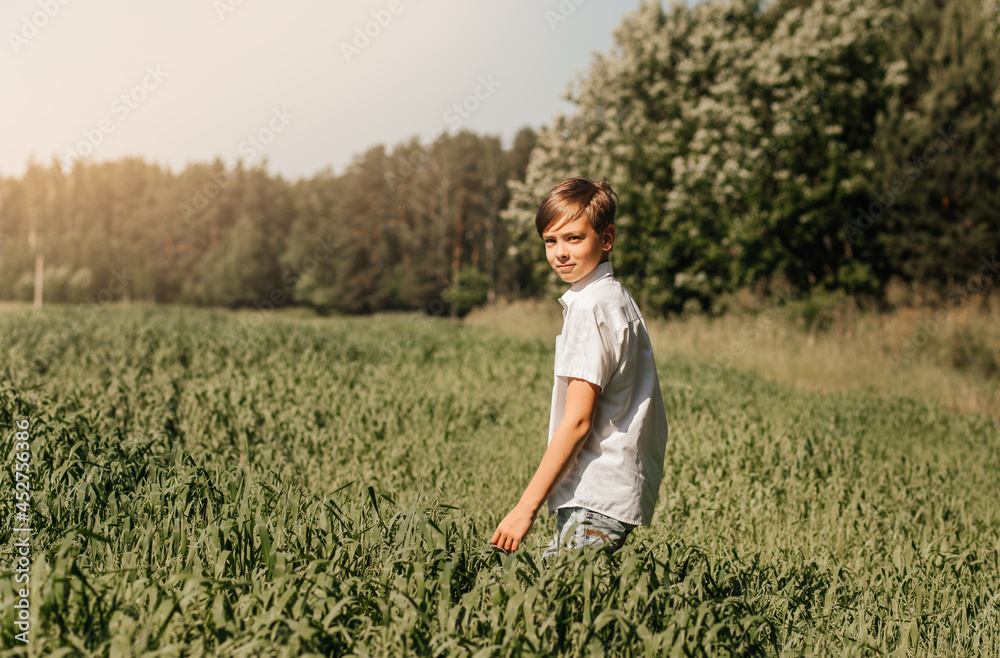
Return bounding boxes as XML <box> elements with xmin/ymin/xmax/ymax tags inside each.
<box><xmin>34</xmin><ymin>253</ymin><xmax>43</xmax><ymax>309</ymax></box>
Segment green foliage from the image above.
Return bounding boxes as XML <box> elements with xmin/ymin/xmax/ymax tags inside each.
<box><xmin>869</xmin><ymin>0</ymin><xmax>1000</xmax><ymax>286</ymax></box>
<box><xmin>0</xmin><ymin>131</ymin><xmax>535</xmax><ymax>314</ymax></box>
<box><xmin>504</xmin><ymin>0</ymin><xmax>1000</xmax><ymax>314</ymax></box>
<box><xmin>442</xmin><ymin>265</ymin><xmax>490</xmax><ymax>317</ymax></box>
<box><xmin>787</xmin><ymin>288</ymin><xmax>851</xmax><ymax>333</ymax></box>
<box><xmin>1</xmin><ymin>308</ymin><xmax>998</xmax><ymax>655</ymax></box>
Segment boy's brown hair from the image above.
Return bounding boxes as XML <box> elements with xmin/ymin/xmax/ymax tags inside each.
<box><xmin>535</xmin><ymin>176</ymin><xmax>618</xmax><ymax>237</ymax></box>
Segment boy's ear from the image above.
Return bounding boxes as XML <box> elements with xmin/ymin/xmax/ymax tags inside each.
<box><xmin>602</xmin><ymin>225</ymin><xmax>616</xmax><ymax>251</ymax></box>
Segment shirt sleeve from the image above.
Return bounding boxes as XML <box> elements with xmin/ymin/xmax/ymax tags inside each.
<box><xmin>554</xmin><ymin>304</ymin><xmax>622</xmax><ymax>390</ymax></box>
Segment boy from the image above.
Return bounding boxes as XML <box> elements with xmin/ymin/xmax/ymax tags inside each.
<box><xmin>491</xmin><ymin>176</ymin><xmax>669</xmax><ymax>559</ymax></box>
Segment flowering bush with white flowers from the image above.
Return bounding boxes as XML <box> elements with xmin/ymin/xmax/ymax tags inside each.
<box><xmin>504</xmin><ymin>0</ymin><xmax>1000</xmax><ymax>314</ymax></box>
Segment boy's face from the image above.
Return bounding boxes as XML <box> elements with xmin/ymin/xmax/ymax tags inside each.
<box><xmin>541</xmin><ymin>214</ymin><xmax>615</xmax><ymax>285</ymax></box>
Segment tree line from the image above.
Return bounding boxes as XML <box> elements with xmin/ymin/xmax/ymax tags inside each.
<box><xmin>0</xmin><ymin>129</ymin><xmax>536</xmax><ymax>315</ymax></box>
<box><xmin>2</xmin><ymin>0</ymin><xmax>997</xmax><ymax>317</ymax></box>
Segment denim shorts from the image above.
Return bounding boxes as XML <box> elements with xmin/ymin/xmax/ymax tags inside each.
<box><xmin>541</xmin><ymin>507</ymin><xmax>635</xmax><ymax>560</ymax></box>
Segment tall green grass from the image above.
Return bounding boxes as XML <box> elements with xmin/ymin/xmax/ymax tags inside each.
<box><xmin>1</xmin><ymin>307</ymin><xmax>998</xmax><ymax>656</ymax></box>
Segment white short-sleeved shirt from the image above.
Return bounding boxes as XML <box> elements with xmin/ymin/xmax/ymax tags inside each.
<box><xmin>546</xmin><ymin>259</ymin><xmax>668</xmax><ymax>526</ymax></box>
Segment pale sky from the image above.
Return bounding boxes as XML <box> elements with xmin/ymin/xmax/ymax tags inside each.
<box><xmin>3</xmin><ymin>0</ymin><xmax>654</xmax><ymax>180</ymax></box>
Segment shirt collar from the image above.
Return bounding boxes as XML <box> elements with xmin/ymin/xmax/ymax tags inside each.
<box><xmin>559</xmin><ymin>260</ymin><xmax>614</xmax><ymax>311</ymax></box>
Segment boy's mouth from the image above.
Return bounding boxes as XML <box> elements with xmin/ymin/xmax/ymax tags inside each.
<box><xmin>556</xmin><ymin>263</ymin><xmax>574</xmax><ymax>270</ymax></box>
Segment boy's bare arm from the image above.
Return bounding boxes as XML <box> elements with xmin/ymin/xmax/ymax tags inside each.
<box><xmin>491</xmin><ymin>377</ymin><xmax>600</xmax><ymax>553</ymax></box>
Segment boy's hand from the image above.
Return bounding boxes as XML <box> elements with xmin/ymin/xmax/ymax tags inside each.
<box><xmin>491</xmin><ymin>503</ymin><xmax>538</xmax><ymax>553</ymax></box>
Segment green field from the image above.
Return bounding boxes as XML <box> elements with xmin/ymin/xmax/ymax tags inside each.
<box><xmin>1</xmin><ymin>307</ymin><xmax>999</xmax><ymax>656</ymax></box>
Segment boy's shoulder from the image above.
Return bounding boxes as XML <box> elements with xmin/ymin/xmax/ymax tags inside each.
<box><xmin>566</xmin><ymin>274</ymin><xmax>642</xmax><ymax>333</ymax></box>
